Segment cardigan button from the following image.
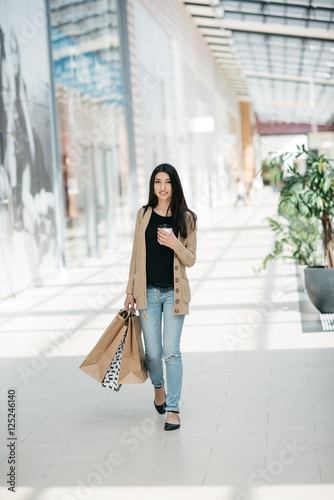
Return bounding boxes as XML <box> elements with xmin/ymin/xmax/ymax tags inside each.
<box><xmin>175</xmin><ymin>266</ymin><xmax>178</xmax><ymax>270</ymax></box>
<box><xmin>176</xmin><ymin>288</ymin><xmax>179</xmax><ymax>293</ymax></box>
<box><xmin>175</xmin><ymin>308</ymin><xmax>179</xmax><ymax>313</ymax></box>
<box><xmin>175</xmin><ymin>278</ymin><xmax>179</xmax><ymax>282</ymax></box>
<box><xmin>176</xmin><ymin>299</ymin><xmax>180</xmax><ymax>304</ymax></box>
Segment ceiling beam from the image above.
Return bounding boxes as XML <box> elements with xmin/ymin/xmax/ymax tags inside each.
<box><xmin>186</xmin><ymin>0</ymin><xmax>334</xmax><ymax>13</ymax></box>
<box><xmin>184</xmin><ymin>2</ymin><xmax>219</xmax><ymax>7</ymax></box>
<box><xmin>198</xmin><ymin>26</ymin><xmax>230</xmax><ymax>35</ymax></box>
<box><xmin>221</xmin><ymin>20</ymin><xmax>334</xmax><ymax>41</ymax></box>
<box><xmin>202</xmin><ymin>34</ymin><xmax>230</xmax><ymax>39</ymax></box>
<box><xmin>252</xmin><ymin>98</ymin><xmax>331</xmax><ymax>110</ymax></box>
<box><xmin>192</xmin><ymin>14</ymin><xmax>221</xmax><ymax>19</ymax></box>
<box><xmin>197</xmin><ymin>25</ymin><xmax>228</xmax><ymax>30</ymax></box>
<box><xmin>207</xmin><ymin>41</ymin><xmax>229</xmax><ymax>45</ymax></box>
<box><xmin>234</xmin><ymin>0</ymin><xmax>332</xmax><ymax>11</ymax></box>
<box><xmin>212</xmin><ymin>47</ymin><xmax>232</xmax><ymax>52</ymax></box>
<box><xmin>190</xmin><ymin>9</ymin><xmax>333</xmax><ymax>25</ymax></box>
<box><xmin>217</xmin><ymin>62</ymin><xmax>239</xmax><ymax>66</ymax></box>
<box><xmin>223</xmin><ymin>11</ymin><xmax>332</xmax><ymax>25</ymax></box>
<box><xmin>245</xmin><ymin>70</ymin><xmax>334</xmax><ymax>86</ymax></box>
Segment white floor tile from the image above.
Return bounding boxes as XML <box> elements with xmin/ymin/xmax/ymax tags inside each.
<box><xmin>1</xmin><ymin>190</ymin><xmax>334</xmax><ymax>494</ymax></box>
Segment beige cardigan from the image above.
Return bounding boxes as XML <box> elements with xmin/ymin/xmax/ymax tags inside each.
<box><xmin>126</xmin><ymin>206</ymin><xmax>197</xmax><ymax>315</ymax></box>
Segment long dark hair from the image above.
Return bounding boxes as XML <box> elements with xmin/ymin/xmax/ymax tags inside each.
<box><xmin>144</xmin><ymin>163</ymin><xmax>197</xmax><ymax>238</ymax></box>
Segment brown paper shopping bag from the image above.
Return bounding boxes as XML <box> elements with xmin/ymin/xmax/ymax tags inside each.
<box><xmin>118</xmin><ymin>314</ymin><xmax>148</xmax><ymax>384</ymax></box>
<box><xmin>79</xmin><ymin>309</ymin><xmax>131</xmax><ymax>383</ymax></box>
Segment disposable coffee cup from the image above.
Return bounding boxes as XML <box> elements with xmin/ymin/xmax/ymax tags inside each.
<box><xmin>158</xmin><ymin>224</ymin><xmax>172</xmax><ymax>234</ymax></box>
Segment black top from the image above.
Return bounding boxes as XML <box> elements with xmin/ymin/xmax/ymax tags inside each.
<box><xmin>145</xmin><ymin>210</ymin><xmax>179</xmax><ymax>287</ymax></box>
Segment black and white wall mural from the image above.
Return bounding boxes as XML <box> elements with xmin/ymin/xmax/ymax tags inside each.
<box><xmin>0</xmin><ymin>0</ymin><xmax>60</xmax><ymax>298</ymax></box>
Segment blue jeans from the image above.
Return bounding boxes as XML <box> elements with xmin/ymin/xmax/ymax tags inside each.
<box><xmin>139</xmin><ymin>285</ymin><xmax>185</xmax><ymax>413</ymax></box>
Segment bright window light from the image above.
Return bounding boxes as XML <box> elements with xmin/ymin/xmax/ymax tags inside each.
<box><xmin>315</xmin><ymin>72</ymin><xmax>331</xmax><ymax>78</ymax></box>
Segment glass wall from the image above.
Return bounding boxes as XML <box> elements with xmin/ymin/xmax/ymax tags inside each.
<box><xmin>49</xmin><ymin>0</ymin><xmax>130</xmax><ymax>266</ymax></box>
<box><xmin>0</xmin><ymin>0</ymin><xmax>242</xmax><ymax>298</ymax></box>
<box><xmin>0</xmin><ymin>0</ymin><xmax>60</xmax><ymax>299</ymax></box>
<box><xmin>132</xmin><ymin>1</ymin><xmax>175</xmax><ymax>180</ymax></box>
<box><xmin>132</xmin><ymin>0</ymin><xmax>238</xmax><ymax>211</ymax></box>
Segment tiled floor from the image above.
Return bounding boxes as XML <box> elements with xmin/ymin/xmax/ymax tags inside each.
<box><xmin>1</xmin><ymin>188</ymin><xmax>334</xmax><ymax>500</ymax></box>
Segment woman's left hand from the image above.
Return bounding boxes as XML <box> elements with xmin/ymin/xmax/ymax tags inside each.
<box><xmin>157</xmin><ymin>228</ymin><xmax>177</xmax><ymax>248</ymax></box>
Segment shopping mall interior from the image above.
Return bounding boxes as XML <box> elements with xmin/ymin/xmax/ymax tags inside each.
<box><xmin>0</xmin><ymin>0</ymin><xmax>333</xmax><ymax>297</ymax></box>
<box><xmin>0</xmin><ymin>2</ymin><xmax>334</xmax><ymax>499</ymax></box>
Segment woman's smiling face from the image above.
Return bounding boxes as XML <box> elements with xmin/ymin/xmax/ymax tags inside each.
<box><xmin>154</xmin><ymin>171</ymin><xmax>172</xmax><ymax>203</ymax></box>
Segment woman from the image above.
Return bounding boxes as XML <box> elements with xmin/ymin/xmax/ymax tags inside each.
<box><xmin>124</xmin><ymin>163</ymin><xmax>197</xmax><ymax>431</ymax></box>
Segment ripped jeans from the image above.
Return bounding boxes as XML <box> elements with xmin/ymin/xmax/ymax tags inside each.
<box><xmin>139</xmin><ymin>284</ymin><xmax>185</xmax><ymax>413</ymax></box>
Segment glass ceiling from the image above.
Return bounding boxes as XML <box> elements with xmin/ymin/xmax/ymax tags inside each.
<box><xmin>184</xmin><ymin>0</ymin><xmax>334</xmax><ymax>125</ymax></box>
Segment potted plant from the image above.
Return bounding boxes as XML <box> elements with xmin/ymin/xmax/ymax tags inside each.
<box><xmin>259</xmin><ymin>145</ymin><xmax>334</xmax><ymax>313</ymax></box>
<box><xmin>255</xmin><ymin>212</ymin><xmax>323</xmax><ymax>274</ymax></box>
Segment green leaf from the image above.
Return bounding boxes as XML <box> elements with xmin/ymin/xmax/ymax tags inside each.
<box><xmin>258</xmin><ymin>143</ymin><xmax>334</xmax><ymax>268</ymax></box>
<box><xmin>324</xmin><ymin>177</ymin><xmax>332</xmax><ymax>193</ymax></box>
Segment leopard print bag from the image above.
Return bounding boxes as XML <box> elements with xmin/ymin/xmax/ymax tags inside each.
<box><xmin>102</xmin><ymin>330</ymin><xmax>127</xmax><ymax>391</ymax></box>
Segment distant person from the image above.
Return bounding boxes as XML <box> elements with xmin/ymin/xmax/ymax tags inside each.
<box><xmin>235</xmin><ymin>177</ymin><xmax>246</xmax><ymax>207</ymax></box>
<box><xmin>244</xmin><ymin>181</ymin><xmax>252</xmax><ymax>202</ymax></box>
<box><xmin>252</xmin><ymin>175</ymin><xmax>263</xmax><ymax>196</ymax></box>
<box><xmin>124</xmin><ymin>164</ymin><xmax>197</xmax><ymax>431</ymax></box>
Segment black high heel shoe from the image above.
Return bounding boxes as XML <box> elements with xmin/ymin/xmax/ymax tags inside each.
<box><xmin>154</xmin><ymin>389</ymin><xmax>166</xmax><ymax>414</ymax></box>
<box><xmin>164</xmin><ymin>411</ymin><xmax>180</xmax><ymax>431</ymax></box>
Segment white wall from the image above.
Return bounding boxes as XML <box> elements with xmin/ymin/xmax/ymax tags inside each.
<box><xmin>259</xmin><ymin>134</ymin><xmax>309</xmax><ymax>164</ymax></box>
<box><xmin>127</xmin><ymin>0</ymin><xmax>242</xmax><ymax>210</ymax></box>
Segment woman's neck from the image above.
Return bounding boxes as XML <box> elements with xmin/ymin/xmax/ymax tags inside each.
<box><xmin>155</xmin><ymin>202</ymin><xmax>171</xmax><ymax>216</ymax></box>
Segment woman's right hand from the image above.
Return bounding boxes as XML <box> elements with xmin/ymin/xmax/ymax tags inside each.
<box><xmin>124</xmin><ymin>293</ymin><xmax>135</xmax><ymax>311</ymax></box>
